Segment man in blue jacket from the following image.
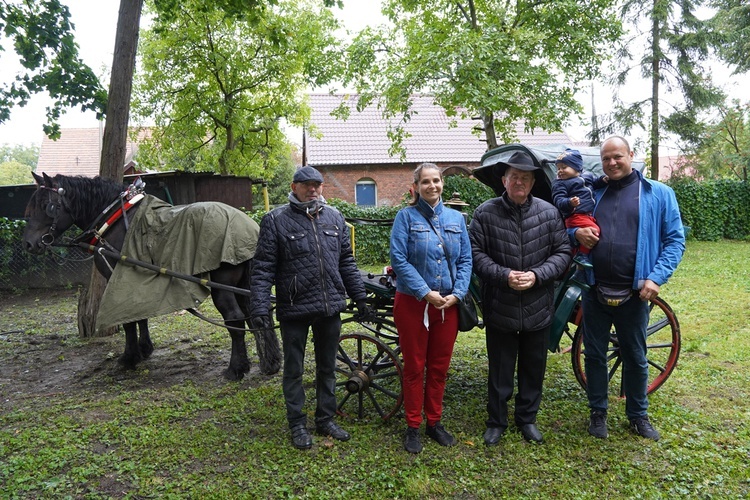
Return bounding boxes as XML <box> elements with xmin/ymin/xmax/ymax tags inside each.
<box><xmin>573</xmin><ymin>136</ymin><xmax>685</xmax><ymax>441</ymax></box>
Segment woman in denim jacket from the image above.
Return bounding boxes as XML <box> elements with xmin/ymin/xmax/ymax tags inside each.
<box><xmin>390</xmin><ymin>163</ymin><xmax>472</xmax><ymax>454</ymax></box>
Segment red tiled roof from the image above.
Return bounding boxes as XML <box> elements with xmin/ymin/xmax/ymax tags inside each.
<box><xmin>305</xmin><ymin>94</ymin><xmax>573</xmax><ymax>166</ymax></box>
<box><xmin>36</xmin><ymin>127</ymin><xmax>144</xmax><ymax>177</ymax></box>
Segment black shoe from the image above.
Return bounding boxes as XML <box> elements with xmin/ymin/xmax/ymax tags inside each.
<box><xmin>588</xmin><ymin>410</ymin><xmax>608</xmax><ymax>439</ymax></box>
<box><xmin>519</xmin><ymin>423</ymin><xmax>543</xmax><ymax>443</ymax></box>
<box><xmin>630</xmin><ymin>416</ymin><xmax>660</xmax><ymax>441</ymax></box>
<box><xmin>290</xmin><ymin>424</ymin><xmax>312</xmax><ymax>450</ymax></box>
<box><xmin>426</xmin><ymin>423</ymin><xmax>457</xmax><ymax>447</ymax></box>
<box><xmin>404</xmin><ymin>426</ymin><xmax>423</xmax><ymax>454</ymax></box>
<box><xmin>483</xmin><ymin>426</ymin><xmax>505</xmax><ymax>446</ymax></box>
<box><xmin>315</xmin><ymin>420</ymin><xmax>351</xmax><ymax>441</ymax></box>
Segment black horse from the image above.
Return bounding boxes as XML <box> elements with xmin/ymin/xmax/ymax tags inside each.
<box><xmin>22</xmin><ymin>172</ymin><xmax>281</xmax><ymax>380</ymax></box>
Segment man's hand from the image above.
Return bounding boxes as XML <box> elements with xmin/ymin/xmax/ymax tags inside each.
<box><xmin>575</xmin><ymin>227</ymin><xmax>600</xmax><ymax>251</ymax></box>
<box><xmin>250</xmin><ymin>315</ymin><xmax>273</xmax><ymax>332</ymax></box>
<box><xmin>639</xmin><ymin>279</ymin><xmax>660</xmax><ymax>302</ymax></box>
<box><xmin>508</xmin><ymin>270</ymin><xmax>536</xmax><ymax>291</ymax></box>
<box><xmin>355</xmin><ymin>299</ymin><xmax>374</xmax><ymax>322</ymax></box>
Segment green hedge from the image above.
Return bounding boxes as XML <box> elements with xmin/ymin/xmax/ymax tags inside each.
<box><xmin>668</xmin><ymin>178</ymin><xmax>750</xmax><ymax>241</ymax></box>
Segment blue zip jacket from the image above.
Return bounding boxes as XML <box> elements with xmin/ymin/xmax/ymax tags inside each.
<box><xmin>390</xmin><ymin>198</ymin><xmax>472</xmax><ymax>300</ymax></box>
<box><xmin>589</xmin><ymin>169</ymin><xmax>685</xmax><ymax>289</ymax></box>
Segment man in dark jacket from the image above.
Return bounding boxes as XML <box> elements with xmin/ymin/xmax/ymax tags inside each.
<box><xmin>469</xmin><ymin>151</ymin><xmax>571</xmax><ymax>445</ymax></box>
<box><xmin>249</xmin><ymin>166</ymin><xmax>368</xmax><ymax>450</ymax></box>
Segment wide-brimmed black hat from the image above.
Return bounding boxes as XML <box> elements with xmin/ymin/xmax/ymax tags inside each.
<box><xmin>496</xmin><ymin>151</ymin><xmax>540</xmax><ymax>172</ymax></box>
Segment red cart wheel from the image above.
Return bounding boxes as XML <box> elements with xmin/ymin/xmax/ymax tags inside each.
<box><xmin>571</xmin><ymin>296</ymin><xmax>680</xmax><ymax>395</ymax></box>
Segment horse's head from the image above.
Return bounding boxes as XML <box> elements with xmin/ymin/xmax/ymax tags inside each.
<box><xmin>23</xmin><ymin>172</ymin><xmax>76</xmax><ymax>254</ymax></box>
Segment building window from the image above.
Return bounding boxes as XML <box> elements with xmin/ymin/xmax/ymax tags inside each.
<box><xmin>355</xmin><ymin>179</ymin><xmax>376</xmax><ymax>206</ymax></box>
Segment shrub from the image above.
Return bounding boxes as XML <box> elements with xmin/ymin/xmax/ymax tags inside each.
<box><xmin>669</xmin><ymin>178</ymin><xmax>750</xmax><ymax>241</ymax></box>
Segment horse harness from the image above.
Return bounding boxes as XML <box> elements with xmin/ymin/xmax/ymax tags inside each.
<box><xmin>41</xmin><ymin>178</ymin><xmax>146</xmax><ymax>252</ymax></box>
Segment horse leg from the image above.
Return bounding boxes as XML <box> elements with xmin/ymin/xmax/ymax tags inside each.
<box><xmin>212</xmin><ymin>286</ymin><xmax>250</xmax><ymax>381</ymax></box>
<box><xmin>137</xmin><ymin>319</ymin><xmax>154</xmax><ymax>359</ymax></box>
<box><xmin>119</xmin><ymin>321</ymin><xmax>143</xmax><ymax>369</ymax></box>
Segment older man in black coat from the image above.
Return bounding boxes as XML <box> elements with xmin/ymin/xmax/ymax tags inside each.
<box><xmin>469</xmin><ymin>151</ymin><xmax>571</xmax><ymax>445</ymax></box>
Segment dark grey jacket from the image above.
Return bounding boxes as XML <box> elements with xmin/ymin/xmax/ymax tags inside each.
<box><xmin>469</xmin><ymin>193</ymin><xmax>571</xmax><ymax>332</ymax></box>
<box><xmin>249</xmin><ymin>203</ymin><xmax>366</xmax><ymax>321</ymax></box>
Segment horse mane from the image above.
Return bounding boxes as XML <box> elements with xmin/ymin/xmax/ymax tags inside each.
<box><xmin>27</xmin><ymin>174</ymin><xmax>130</xmax><ymax>227</ymax></box>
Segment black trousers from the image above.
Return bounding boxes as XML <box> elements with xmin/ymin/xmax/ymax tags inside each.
<box><xmin>279</xmin><ymin>314</ymin><xmax>341</xmax><ymax>428</ymax></box>
<box><xmin>485</xmin><ymin>325</ymin><xmax>549</xmax><ymax>429</ymax></box>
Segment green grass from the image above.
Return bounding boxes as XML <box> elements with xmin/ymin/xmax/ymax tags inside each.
<box><xmin>1</xmin><ymin>241</ymin><xmax>749</xmax><ymax>498</ymax></box>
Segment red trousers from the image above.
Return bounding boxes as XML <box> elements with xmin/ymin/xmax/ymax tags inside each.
<box><xmin>393</xmin><ymin>291</ymin><xmax>458</xmax><ymax>428</ymax></box>
<box><xmin>566</xmin><ymin>213</ymin><xmax>599</xmax><ymax>255</ymax></box>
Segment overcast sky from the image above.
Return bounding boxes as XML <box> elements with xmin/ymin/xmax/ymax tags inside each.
<box><xmin>0</xmin><ymin>1</ymin><xmax>743</xmax><ymax>155</ymax></box>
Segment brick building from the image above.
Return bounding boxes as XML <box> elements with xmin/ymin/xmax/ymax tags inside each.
<box><xmin>303</xmin><ymin>94</ymin><xmax>575</xmax><ymax>206</ymax></box>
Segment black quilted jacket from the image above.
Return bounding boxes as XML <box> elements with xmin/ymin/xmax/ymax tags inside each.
<box><xmin>249</xmin><ymin>203</ymin><xmax>366</xmax><ymax>321</ymax></box>
<box><xmin>469</xmin><ymin>194</ymin><xmax>571</xmax><ymax>332</ymax></box>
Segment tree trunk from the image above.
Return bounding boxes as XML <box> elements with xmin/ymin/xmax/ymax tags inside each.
<box><xmin>650</xmin><ymin>1</ymin><xmax>661</xmax><ymax>181</ymax></box>
<box><xmin>78</xmin><ymin>0</ymin><xmax>143</xmax><ymax>338</ymax></box>
<box><xmin>482</xmin><ymin>112</ymin><xmax>498</xmax><ymax>150</ymax></box>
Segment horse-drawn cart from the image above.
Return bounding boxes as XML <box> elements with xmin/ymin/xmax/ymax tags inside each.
<box><xmin>332</xmin><ymin>143</ymin><xmax>681</xmax><ymax>421</ymax></box>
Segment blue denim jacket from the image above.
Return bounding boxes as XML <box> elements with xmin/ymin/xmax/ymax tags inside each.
<box><xmin>390</xmin><ymin>198</ymin><xmax>472</xmax><ymax>300</ymax></box>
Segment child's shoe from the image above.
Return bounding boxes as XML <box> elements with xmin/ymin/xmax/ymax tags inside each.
<box><xmin>573</xmin><ymin>254</ymin><xmax>593</xmax><ymax>269</ymax></box>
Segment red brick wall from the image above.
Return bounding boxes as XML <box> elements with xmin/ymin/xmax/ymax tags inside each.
<box><xmin>317</xmin><ymin>162</ymin><xmax>479</xmax><ymax>206</ymax></box>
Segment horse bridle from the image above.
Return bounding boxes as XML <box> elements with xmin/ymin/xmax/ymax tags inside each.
<box><xmin>39</xmin><ymin>185</ymin><xmax>67</xmax><ymax>247</ymax></box>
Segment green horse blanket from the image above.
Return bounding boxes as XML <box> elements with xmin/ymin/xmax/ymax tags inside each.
<box><xmin>97</xmin><ymin>195</ymin><xmax>259</xmax><ymax>328</ymax></box>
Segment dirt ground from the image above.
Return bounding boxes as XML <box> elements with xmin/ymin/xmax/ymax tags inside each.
<box><xmin>0</xmin><ymin>288</ymin><xmax>268</xmax><ymax>410</ymax></box>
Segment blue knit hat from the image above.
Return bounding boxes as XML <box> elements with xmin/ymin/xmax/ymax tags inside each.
<box><xmin>556</xmin><ymin>148</ymin><xmax>583</xmax><ymax>172</ymax></box>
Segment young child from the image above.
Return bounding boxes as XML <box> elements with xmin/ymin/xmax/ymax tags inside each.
<box><xmin>551</xmin><ymin>148</ymin><xmax>607</xmax><ymax>284</ymax></box>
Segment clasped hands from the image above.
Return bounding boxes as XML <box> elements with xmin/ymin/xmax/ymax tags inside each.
<box><xmin>508</xmin><ymin>270</ymin><xmax>536</xmax><ymax>291</ymax></box>
<box><xmin>424</xmin><ymin>290</ymin><xmax>458</xmax><ymax>309</ymax></box>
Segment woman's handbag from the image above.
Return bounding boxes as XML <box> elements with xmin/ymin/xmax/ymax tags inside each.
<box><xmin>418</xmin><ymin>209</ymin><xmax>478</xmax><ymax>331</ymax></box>
<box><xmin>456</xmin><ymin>293</ymin><xmax>479</xmax><ymax>332</ymax></box>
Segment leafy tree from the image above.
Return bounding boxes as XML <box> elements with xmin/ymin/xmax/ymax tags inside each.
<box><xmin>682</xmin><ymin>100</ymin><xmax>749</xmax><ymax>181</ymax></box>
<box><xmin>338</xmin><ymin>0</ymin><xmax>622</xmax><ymax>155</ymax></box>
<box><xmin>0</xmin><ymin>142</ymin><xmax>38</xmax><ymax>167</ymax></box>
<box><xmin>709</xmin><ymin>0</ymin><xmax>750</xmax><ymax>74</ymax></box>
<box><xmin>596</xmin><ymin>0</ymin><xmax>725</xmax><ymax>179</ymax></box>
<box><xmin>132</xmin><ymin>0</ymin><xmax>343</xmax><ymax>177</ymax></box>
<box><xmin>264</xmin><ymin>142</ymin><xmax>297</xmax><ymax>205</ymax></box>
<box><xmin>0</xmin><ymin>0</ymin><xmax>107</xmax><ymax>139</ymax></box>
<box><xmin>0</xmin><ymin>159</ymin><xmax>33</xmax><ymax>184</ymax></box>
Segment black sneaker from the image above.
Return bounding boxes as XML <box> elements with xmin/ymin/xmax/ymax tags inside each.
<box><xmin>426</xmin><ymin>423</ymin><xmax>457</xmax><ymax>447</ymax></box>
<box><xmin>404</xmin><ymin>426</ymin><xmax>423</xmax><ymax>453</ymax></box>
<box><xmin>630</xmin><ymin>416</ymin><xmax>661</xmax><ymax>441</ymax></box>
<box><xmin>588</xmin><ymin>410</ymin><xmax>608</xmax><ymax>439</ymax></box>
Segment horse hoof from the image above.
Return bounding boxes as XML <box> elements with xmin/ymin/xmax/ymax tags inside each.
<box><xmin>139</xmin><ymin>343</ymin><xmax>154</xmax><ymax>359</ymax></box>
<box><xmin>223</xmin><ymin>368</ymin><xmax>245</xmax><ymax>381</ymax></box>
<box><xmin>117</xmin><ymin>355</ymin><xmax>140</xmax><ymax>370</ymax></box>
